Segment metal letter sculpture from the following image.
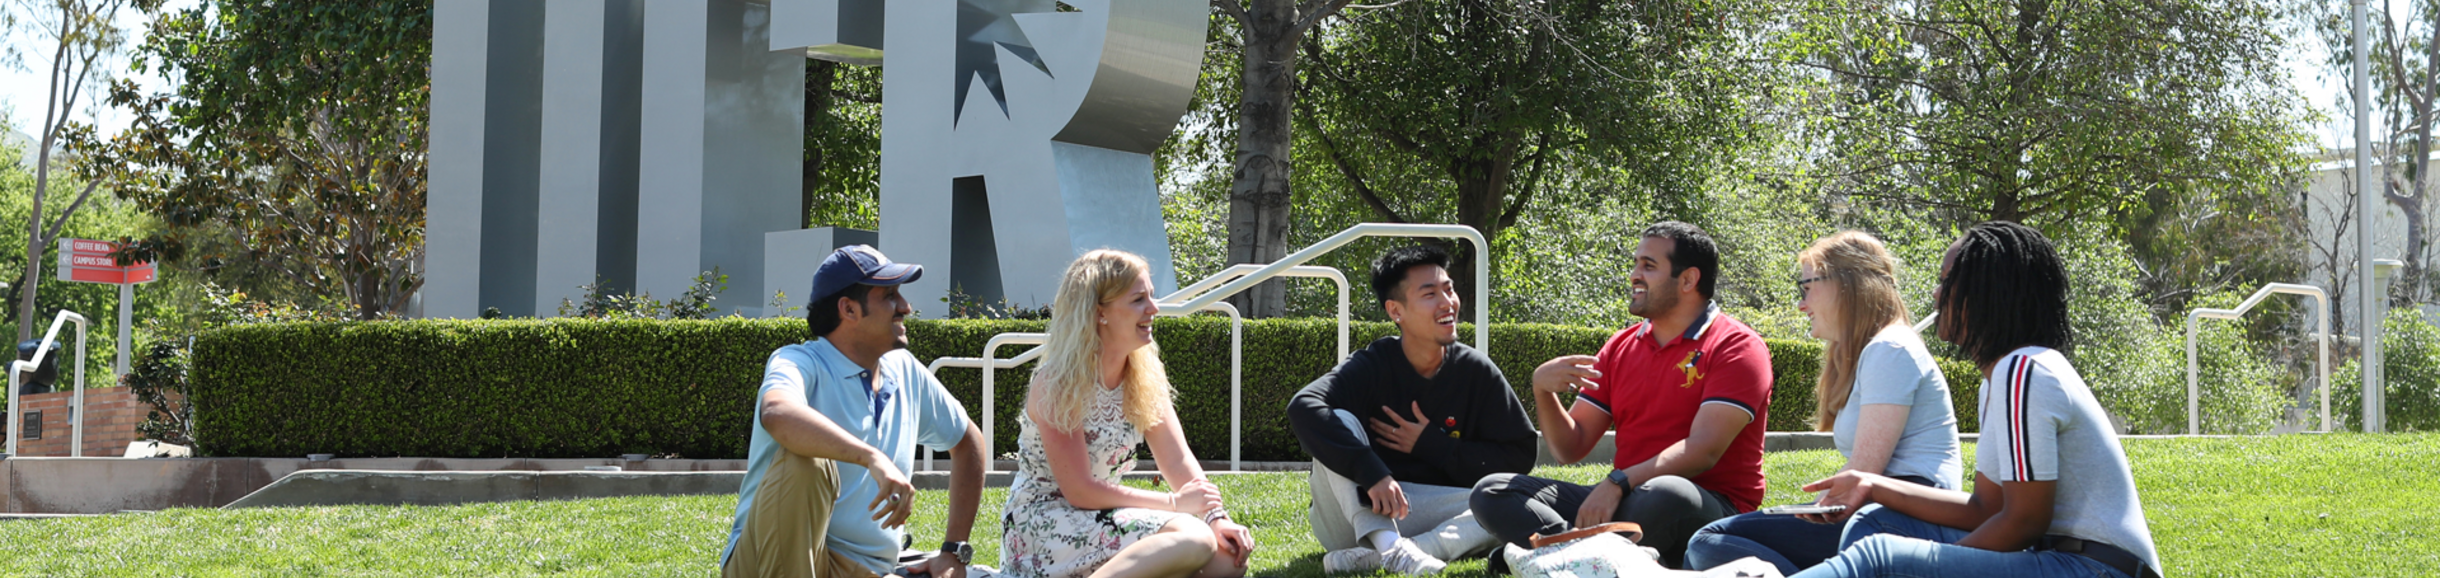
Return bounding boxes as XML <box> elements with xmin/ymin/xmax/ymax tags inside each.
<box><xmin>425</xmin><ymin>0</ymin><xmax>1198</xmax><ymax>317</ymax></box>
<box><xmin>779</xmin><ymin>0</ymin><xmax>1200</xmax><ymax>308</ymax></box>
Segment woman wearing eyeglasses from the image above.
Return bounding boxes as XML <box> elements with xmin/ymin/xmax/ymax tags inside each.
<box><xmin>1684</xmin><ymin>231</ymin><xmax>1963</xmax><ymax>574</ymax></box>
<box><xmin>999</xmin><ymin>250</ymin><xmax>1253</xmax><ymax>578</ymax></box>
<box><xmin>1790</xmin><ymin>222</ymin><xmax>2161</xmax><ymax>578</ymax></box>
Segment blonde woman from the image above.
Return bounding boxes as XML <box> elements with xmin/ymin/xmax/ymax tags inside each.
<box><xmin>1683</xmin><ymin>231</ymin><xmax>1962</xmax><ymax>574</ymax></box>
<box><xmin>1000</xmin><ymin>250</ymin><xmax>1254</xmax><ymax>578</ymax></box>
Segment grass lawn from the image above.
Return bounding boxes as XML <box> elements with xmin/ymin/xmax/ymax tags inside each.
<box><xmin>2</xmin><ymin>434</ymin><xmax>2432</xmax><ymax>576</ymax></box>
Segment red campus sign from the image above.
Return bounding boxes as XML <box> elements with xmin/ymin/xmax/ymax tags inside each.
<box><xmin>56</xmin><ymin>239</ymin><xmax>155</xmax><ymax>285</ymax></box>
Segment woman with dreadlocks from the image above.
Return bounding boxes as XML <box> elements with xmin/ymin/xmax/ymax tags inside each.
<box><xmin>1791</xmin><ymin>222</ymin><xmax>2162</xmax><ymax>578</ymax></box>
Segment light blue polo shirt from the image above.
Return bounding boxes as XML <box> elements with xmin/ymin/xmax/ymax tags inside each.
<box><xmin>721</xmin><ymin>338</ymin><xmax>973</xmax><ymax>573</ymax></box>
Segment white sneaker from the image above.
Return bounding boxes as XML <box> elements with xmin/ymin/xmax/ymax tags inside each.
<box><xmin>1323</xmin><ymin>547</ymin><xmax>1383</xmax><ymax>574</ymax></box>
<box><xmin>1695</xmin><ymin>556</ymin><xmax>1784</xmax><ymax>578</ymax></box>
<box><xmin>1381</xmin><ymin>539</ymin><xmax>1448</xmax><ymax>575</ymax></box>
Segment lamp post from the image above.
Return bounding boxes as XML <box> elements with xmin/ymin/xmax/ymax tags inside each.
<box><xmin>2368</xmin><ymin>259</ymin><xmax>2404</xmax><ymax>432</ymax></box>
<box><xmin>2354</xmin><ymin>0</ymin><xmax>2381</xmax><ymax>433</ymax></box>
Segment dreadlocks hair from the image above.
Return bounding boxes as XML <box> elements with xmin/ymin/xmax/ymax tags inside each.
<box><xmin>1937</xmin><ymin>221</ymin><xmax>2073</xmax><ymax>367</ymax></box>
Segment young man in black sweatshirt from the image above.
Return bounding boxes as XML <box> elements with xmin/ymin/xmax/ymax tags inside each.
<box><xmin>1287</xmin><ymin>245</ymin><xmax>1539</xmax><ymax>575</ymax></box>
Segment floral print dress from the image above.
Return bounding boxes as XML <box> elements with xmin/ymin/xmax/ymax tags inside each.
<box><xmin>1000</xmin><ymin>384</ymin><xmax>1192</xmax><ymax>578</ymax></box>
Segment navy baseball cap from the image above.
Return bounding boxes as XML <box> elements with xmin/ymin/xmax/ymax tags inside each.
<box><xmin>809</xmin><ymin>245</ymin><xmax>924</xmax><ymax>301</ymax></box>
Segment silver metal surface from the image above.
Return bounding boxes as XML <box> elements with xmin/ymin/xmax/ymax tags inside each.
<box><xmin>774</xmin><ymin>0</ymin><xmax>883</xmax><ymax>64</ymax></box>
<box><xmin>426</xmin><ymin>0</ymin><xmax>546</xmax><ymax>318</ymax></box>
<box><xmin>2354</xmin><ymin>0</ymin><xmax>2381</xmax><ymax>433</ymax></box>
<box><xmin>1048</xmin><ymin>0</ymin><xmax>1205</xmax><ymax>153</ymax></box>
<box><xmin>784</xmin><ymin>0</ymin><xmax>1203</xmax><ymax>310</ymax></box>
<box><xmin>635</xmin><ymin>0</ymin><xmax>802</xmax><ymax>312</ymax></box>
<box><xmin>536</xmin><ymin>0</ymin><xmax>644</xmax><ymax>314</ymax></box>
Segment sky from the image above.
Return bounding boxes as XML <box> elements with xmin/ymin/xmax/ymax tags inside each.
<box><xmin>0</xmin><ymin>2</ymin><xmax>2374</xmax><ymax>156</ymax></box>
<box><xmin>0</xmin><ymin>0</ymin><xmax>192</xmax><ymax>139</ymax></box>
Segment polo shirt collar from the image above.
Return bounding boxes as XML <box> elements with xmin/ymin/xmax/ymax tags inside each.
<box><xmin>1685</xmin><ymin>301</ymin><xmax>1720</xmax><ymax>341</ymax></box>
<box><xmin>1640</xmin><ymin>301</ymin><xmax>1720</xmax><ymax>346</ymax></box>
<box><xmin>811</xmin><ymin>338</ymin><xmax>882</xmax><ymax>393</ymax></box>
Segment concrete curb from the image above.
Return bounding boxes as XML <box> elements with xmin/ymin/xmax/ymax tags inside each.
<box><xmin>222</xmin><ymin>469</ymin><xmax>744</xmax><ymax>509</ymax></box>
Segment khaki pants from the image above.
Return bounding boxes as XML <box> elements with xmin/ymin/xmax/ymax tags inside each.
<box><xmin>724</xmin><ymin>451</ymin><xmax>880</xmax><ymax>578</ymax></box>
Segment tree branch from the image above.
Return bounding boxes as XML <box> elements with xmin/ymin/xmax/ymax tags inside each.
<box><xmin>1290</xmin><ymin>0</ymin><xmax>1354</xmax><ymax>36</ymax></box>
<box><xmin>1212</xmin><ymin>0</ymin><xmax>1249</xmax><ymax>24</ymax></box>
<box><xmin>1308</xmin><ymin>118</ymin><xmax>1409</xmax><ymax>224</ymax></box>
<box><xmin>1498</xmin><ymin>131</ymin><xmax>1557</xmax><ymax>230</ymax></box>
<box><xmin>39</xmin><ymin>179</ymin><xmax>102</xmax><ymax>245</ymax></box>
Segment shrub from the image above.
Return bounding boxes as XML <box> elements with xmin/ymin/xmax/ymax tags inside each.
<box><xmin>124</xmin><ymin>339</ymin><xmax>196</xmax><ymax>446</ymax></box>
<box><xmin>2080</xmin><ymin>291</ymin><xmax>2293</xmax><ymax>435</ymax></box>
<box><xmin>2332</xmin><ymin>308</ymin><xmax>2440</xmax><ymax>432</ymax></box>
<box><xmin>194</xmin><ymin>317</ymin><xmax>1981</xmax><ymax>459</ymax></box>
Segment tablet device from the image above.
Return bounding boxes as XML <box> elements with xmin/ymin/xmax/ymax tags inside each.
<box><xmin>1757</xmin><ymin>504</ymin><xmax>1846</xmax><ymax>516</ymax></box>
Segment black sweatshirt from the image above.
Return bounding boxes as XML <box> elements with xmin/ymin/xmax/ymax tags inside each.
<box><xmin>1286</xmin><ymin>336</ymin><xmax>1538</xmax><ymax>491</ymax></box>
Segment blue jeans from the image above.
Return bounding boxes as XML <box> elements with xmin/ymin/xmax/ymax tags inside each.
<box><xmin>1684</xmin><ymin>475</ymin><xmax>1936</xmax><ymax>573</ymax></box>
<box><xmin>1784</xmin><ymin>505</ymin><xmax>2127</xmax><ymax>578</ymax></box>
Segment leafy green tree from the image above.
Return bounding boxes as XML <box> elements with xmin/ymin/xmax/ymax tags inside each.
<box><xmin>802</xmin><ymin>59</ymin><xmax>880</xmax><ymax>230</ymax></box>
<box><xmin>72</xmin><ymin>0</ymin><xmax>430</xmax><ymax>320</ymax></box>
<box><xmin>1212</xmin><ymin>0</ymin><xmax>1361</xmax><ymax>318</ymax></box>
<box><xmin>5</xmin><ymin>0</ymin><xmax>154</xmax><ymax>343</ymax></box>
<box><xmin>1297</xmin><ymin>0</ymin><xmax>1751</xmax><ymax>313</ymax></box>
<box><xmin>2305</xmin><ymin>0</ymin><xmax>2440</xmax><ymax>303</ymax></box>
<box><xmin>1789</xmin><ymin>0</ymin><xmax>2307</xmax><ymax>229</ymax></box>
<box><xmin>0</xmin><ymin>135</ymin><xmax>172</xmax><ymax>376</ymax></box>
<box><xmin>1787</xmin><ymin>0</ymin><xmax>2313</xmax><ymax>320</ymax></box>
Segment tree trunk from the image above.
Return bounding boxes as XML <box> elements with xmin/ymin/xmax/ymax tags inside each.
<box><xmin>1444</xmin><ymin>146</ymin><xmax>1518</xmax><ymax>320</ymax></box>
<box><xmin>1223</xmin><ymin>0</ymin><xmax>1302</xmax><ymax>318</ymax></box>
<box><xmin>17</xmin><ymin>131</ymin><xmax>56</xmax><ymax>344</ymax></box>
<box><xmin>2384</xmin><ymin>175</ymin><xmax>2427</xmax><ymax>303</ymax></box>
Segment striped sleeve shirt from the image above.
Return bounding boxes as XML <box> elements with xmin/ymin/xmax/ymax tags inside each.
<box><xmin>1974</xmin><ymin>346</ymin><xmax>2163</xmax><ymax>575</ymax></box>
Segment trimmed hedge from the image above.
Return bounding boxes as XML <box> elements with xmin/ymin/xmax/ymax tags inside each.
<box><xmin>192</xmin><ymin>317</ymin><xmax>1980</xmax><ymax>459</ymax></box>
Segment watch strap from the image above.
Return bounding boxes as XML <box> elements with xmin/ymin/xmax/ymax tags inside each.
<box><xmin>1605</xmin><ymin>468</ymin><xmax>1633</xmax><ymax>488</ymax></box>
<box><xmin>939</xmin><ymin>540</ymin><xmax>971</xmax><ymax>563</ymax></box>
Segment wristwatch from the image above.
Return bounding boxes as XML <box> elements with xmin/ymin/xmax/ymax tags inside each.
<box><xmin>940</xmin><ymin>540</ymin><xmax>973</xmax><ymax>565</ymax></box>
<box><xmin>1604</xmin><ymin>468</ymin><xmax>1633</xmax><ymax>489</ymax></box>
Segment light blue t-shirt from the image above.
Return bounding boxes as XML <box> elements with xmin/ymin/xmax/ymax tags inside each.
<box><xmin>1831</xmin><ymin>325</ymin><xmax>1963</xmax><ymax>490</ymax></box>
<box><xmin>720</xmin><ymin>338</ymin><xmax>973</xmax><ymax>573</ymax></box>
<box><xmin>1978</xmin><ymin>347</ymin><xmax>2161</xmax><ymax>576</ymax></box>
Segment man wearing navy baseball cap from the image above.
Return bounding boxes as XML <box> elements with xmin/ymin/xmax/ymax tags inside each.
<box><xmin>723</xmin><ymin>245</ymin><xmax>989</xmax><ymax>578</ymax></box>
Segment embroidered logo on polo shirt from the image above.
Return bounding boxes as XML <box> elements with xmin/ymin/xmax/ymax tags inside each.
<box><xmin>1678</xmin><ymin>350</ymin><xmax>1705</xmax><ymax>388</ymax></box>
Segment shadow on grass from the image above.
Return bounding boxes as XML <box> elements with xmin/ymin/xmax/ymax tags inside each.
<box><xmin>1259</xmin><ymin>551</ymin><xmax>1497</xmax><ymax>578</ymax></box>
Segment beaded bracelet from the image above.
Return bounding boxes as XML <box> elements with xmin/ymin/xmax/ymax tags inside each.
<box><xmin>1202</xmin><ymin>507</ymin><xmax>1231</xmax><ymax>524</ymax></box>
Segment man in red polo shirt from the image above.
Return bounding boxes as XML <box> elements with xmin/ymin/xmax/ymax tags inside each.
<box><xmin>1470</xmin><ymin>221</ymin><xmax>1772</xmax><ymax>570</ymax></box>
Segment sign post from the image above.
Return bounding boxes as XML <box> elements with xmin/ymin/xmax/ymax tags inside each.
<box><xmin>55</xmin><ymin>239</ymin><xmax>156</xmax><ymax>376</ymax></box>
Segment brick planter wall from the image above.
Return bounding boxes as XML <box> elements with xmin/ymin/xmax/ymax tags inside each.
<box><xmin>11</xmin><ymin>386</ymin><xmax>152</xmax><ymax>457</ymax></box>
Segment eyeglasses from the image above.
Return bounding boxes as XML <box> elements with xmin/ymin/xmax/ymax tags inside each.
<box><xmin>1796</xmin><ymin>275</ymin><xmax>1829</xmax><ymax>300</ymax></box>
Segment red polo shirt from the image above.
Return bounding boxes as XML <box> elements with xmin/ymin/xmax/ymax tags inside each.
<box><xmin>1577</xmin><ymin>304</ymin><xmax>1772</xmax><ymax>511</ymax></box>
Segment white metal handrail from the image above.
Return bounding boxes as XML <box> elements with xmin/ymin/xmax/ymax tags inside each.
<box><xmin>927</xmin><ymin>332</ymin><xmax>1048</xmax><ymax>473</ymax></box>
<box><xmin>7</xmin><ymin>310</ymin><xmax>89</xmax><ymax>456</ymax></box>
<box><xmin>1166</xmin><ymin>224</ymin><xmax>1490</xmax><ymax>353</ymax></box>
<box><xmin>2186</xmin><ymin>283</ymin><xmax>2329</xmax><ymax>435</ymax></box>
<box><xmin>924</xmin><ymin>223</ymin><xmax>1488</xmax><ymax>473</ymax></box>
<box><xmin>924</xmin><ymin>301</ymin><xmax>1245</xmax><ymax>472</ymax></box>
<box><xmin>1164</xmin><ymin>264</ymin><xmax>1351</xmax><ymax>361</ymax></box>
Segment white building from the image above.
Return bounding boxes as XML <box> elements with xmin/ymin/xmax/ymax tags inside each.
<box><xmin>2297</xmin><ymin>149</ymin><xmax>2440</xmax><ymax>334</ymax></box>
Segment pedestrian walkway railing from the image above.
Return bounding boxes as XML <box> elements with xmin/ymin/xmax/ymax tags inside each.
<box><xmin>924</xmin><ymin>223</ymin><xmax>1488</xmax><ymax>472</ymax></box>
<box><xmin>2186</xmin><ymin>283</ymin><xmax>2328</xmax><ymax>434</ymax></box>
<box><xmin>7</xmin><ymin>310</ymin><xmax>89</xmax><ymax>456</ymax></box>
